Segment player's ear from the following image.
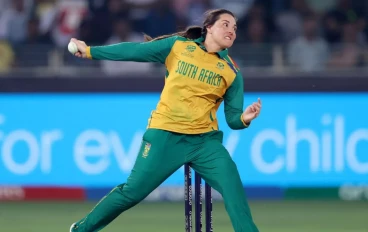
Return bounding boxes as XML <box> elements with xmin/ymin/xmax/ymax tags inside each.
<box><xmin>206</xmin><ymin>25</ymin><xmax>213</xmax><ymax>34</ymax></box>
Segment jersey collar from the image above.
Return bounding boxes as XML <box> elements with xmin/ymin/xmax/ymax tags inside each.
<box><xmin>193</xmin><ymin>37</ymin><xmax>228</xmax><ymax>59</ymax></box>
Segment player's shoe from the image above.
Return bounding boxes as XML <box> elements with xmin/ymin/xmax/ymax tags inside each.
<box><xmin>69</xmin><ymin>222</ymin><xmax>76</xmax><ymax>232</ymax></box>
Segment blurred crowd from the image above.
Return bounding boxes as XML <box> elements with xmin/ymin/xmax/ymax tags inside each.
<box><xmin>1</xmin><ymin>0</ymin><xmax>368</xmax><ymax>74</ymax></box>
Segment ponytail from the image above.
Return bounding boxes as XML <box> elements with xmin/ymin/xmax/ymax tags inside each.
<box><xmin>143</xmin><ymin>26</ymin><xmax>205</xmax><ymax>42</ymax></box>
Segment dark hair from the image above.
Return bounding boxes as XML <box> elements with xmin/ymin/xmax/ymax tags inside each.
<box><xmin>144</xmin><ymin>9</ymin><xmax>236</xmax><ymax>42</ymax></box>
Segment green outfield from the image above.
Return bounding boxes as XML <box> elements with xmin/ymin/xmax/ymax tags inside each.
<box><xmin>1</xmin><ymin>200</ymin><xmax>367</xmax><ymax>232</ymax></box>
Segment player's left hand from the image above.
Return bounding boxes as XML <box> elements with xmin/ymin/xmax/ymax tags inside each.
<box><xmin>242</xmin><ymin>98</ymin><xmax>261</xmax><ymax>124</ymax></box>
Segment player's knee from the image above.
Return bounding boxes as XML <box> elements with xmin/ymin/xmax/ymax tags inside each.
<box><xmin>120</xmin><ymin>183</ymin><xmax>150</xmax><ymax>206</ymax></box>
<box><xmin>214</xmin><ymin>159</ymin><xmax>243</xmax><ymax>191</ymax></box>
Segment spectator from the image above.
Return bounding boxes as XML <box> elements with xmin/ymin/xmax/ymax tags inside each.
<box><xmin>322</xmin><ymin>10</ymin><xmax>344</xmax><ymax>44</ymax></box>
<box><xmin>77</xmin><ymin>18</ymin><xmax>94</xmax><ymax>43</ymax></box>
<box><xmin>143</xmin><ymin>0</ymin><xmax>178</xmax><ymax>38</ymax></box>
<box><xmin>0</xmin><ymin>0</ymin><xmax>11</xmax><ymax>15</ymax></box>
<box><xmin>287</xmin><ymin>14</ymin><xmax>329</xmax><ymax>72</ymax></box>
<box><xmin>231</xmin><ymin>18</ymin><xmax>273</xmax><ymax>67</ymax></box>
<box><xmin>32</xmin><ymin>0</ymin><xmax>57</xmax><ymax>41</ymax></box>
<box><xmin>326</xmin><ymin>0</ymin><xmax>364</xmax><ymax>22</ymax></box>
<box><xmin>1</xmin><ymin>0</ymin><xmax>368</xmax><ymax>73</ymax></box>
<box><xmin>86</xmin><ymin>0</ymin><xmax>107</xmax><ymax>13</ymax></box>
<box><xmin>24</xmin><ymin>17</ymin><xmax>52</xmax><ymax>44</ymax></box>
<box><xmin>81</xmin><ymin>0</ymin><xmax>131</xmax><ymax>45</ymax></box>
<box><xmin>328</xmin><ymin>21</ymin><xmax>364</xmax><ymax>68</ymax></box>
<box><xmin>0</xmin><ymin>0</ymin><xmax>32</xmax><ymax>45</ymax></box>
<box><xmin>0</xmin><ymin>40</ymin><xmax>14</xmax><ymax>72</ymax></box>
<box><xmin>276</xmin><ymin>0</ymin><xmax>314</xmax><ymax>43</ymax></box>
<box><xmin>305</xmin><ymin>0</ymin><xmax>338</xmax><ymax>14</ymax></box>
<box><xmin>237</xmin><ymin>1</ymin><xmax>276</xmax><ymax>41</ymax></box>
<box><xmin>322</xmin><ymin>2</ymin><xmax>366</xmax><ymax>45</ymax></box>
<box><xmin>51</xmin><ymin>0</ymin><xmax>88</xmax><ymax>47</ymax></box>
<box><xmin>13</xmin><ymin>17</ymin><xmax>54</xmax><ymax>68</ymax></box>
<box><xmin>212</xmin><ymin>0</ymin><xmax>254</xmax><ymax>19</ymax></box>
<box><xmin>173</xmin><ymin>0</ymin><xmax>212</xmax><ymax>28</ymax></box>
<box><xmin>101</xmin><ymin>16</ymin><xmax>152</xmax><ymax>75</ymax></box>
<box><xmin>125</xmin><ymin>0</ymin><xmax>157</xmax><ymax>33</ymax></box>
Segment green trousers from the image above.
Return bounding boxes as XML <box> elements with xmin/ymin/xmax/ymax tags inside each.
<box><xmin>71</xmin><ymin>129</ymin><xmax>259</xmax><ymax>232</ymax></box>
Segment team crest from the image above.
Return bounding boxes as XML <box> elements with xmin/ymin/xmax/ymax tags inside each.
<box><xmin>142</xmin><ymin>142</ymin><xmax>151</xmax><ymax>158</ymax></box>
<box><xmin>216</xmin><ymin>62</ymin><xmax>224</xmax><ymax>70</ymax></box>
<box><xmin>186</xmin><ymin>45</ymin><xmax>196</xmax><ymax>52</ymax></box>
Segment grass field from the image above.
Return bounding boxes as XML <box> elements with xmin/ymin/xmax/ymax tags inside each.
<box><xmin>1</xmin><ymin>200</ymin><xmax>367</xmax><ymax>232</ymax></box>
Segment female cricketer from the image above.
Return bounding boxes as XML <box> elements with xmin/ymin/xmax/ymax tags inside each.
<box><xmin>69</xmin><ymin>8</ymin><xmax>261</xmax><ymax>232</ymax></box>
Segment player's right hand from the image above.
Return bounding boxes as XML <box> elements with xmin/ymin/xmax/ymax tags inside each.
<box><xmin>70</xmin><ymin>38</ymin><xmax>88</xmax><ymax>58</ymax></box>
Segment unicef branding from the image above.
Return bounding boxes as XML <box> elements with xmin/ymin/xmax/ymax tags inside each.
<box><xmin>250</xmin><ymin>114</ymin><xmax>368</xmax><ymax>174</ymax></box>
<box><xmin>0</xmin><ymin>114</ymin><xmax>145</xmax><ymax>176</ymax></box>
<box><xmin>0</xmin><ymin>94</ymin><xmax>366</xmax><ymax>187</ymax></box>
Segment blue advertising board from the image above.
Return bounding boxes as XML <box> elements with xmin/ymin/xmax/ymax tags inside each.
<box><xmin>0</xmin><ymin>93</ymin><xmax>367</xmax><ymax>187</ymax></box>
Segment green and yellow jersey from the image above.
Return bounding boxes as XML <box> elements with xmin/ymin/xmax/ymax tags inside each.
<box><xmin>86</xmin><ymin>36</ymin><xmax>249</xmax><ymax>134</ymax></box>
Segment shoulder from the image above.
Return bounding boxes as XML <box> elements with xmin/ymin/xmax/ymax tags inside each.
<box><xmin>154</xmin><ymin>36</ymin><xmax>191</xmax><ymax>50</ymax></box>
<box><xmin>173</xmin><ymin>36</ymin><xmax>189</xmax><ymax>42</ymax></box>
<box><xmin>168</xmin><ymin>36</ymin><xmax>198</xmax><ymax>52</ymax></box>
<box><xmin>220</xmin><ymin>55</ymin><xmax>243</xmax><ymax>89</ymax></box>
<box><xmin>223</xmin><ymin>55</ymin><xmax>240</xmax><ymax>75</ymax></box>
<box><xmin>164</xmin><ymin>36</ymin><xmax>190</xmax><ymax>44</ymax></box>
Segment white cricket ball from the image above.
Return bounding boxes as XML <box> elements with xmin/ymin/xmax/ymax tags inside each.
<box><xmin>68</xmin><ymin>41</ymin><xmax>78</xmax><ymax>54</ymax></box>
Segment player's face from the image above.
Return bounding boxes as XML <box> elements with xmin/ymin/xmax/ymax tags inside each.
<box><xmin>207</xmin><ymin>14</ymin><xmax>237</xmax><ymax>49</ymax></box>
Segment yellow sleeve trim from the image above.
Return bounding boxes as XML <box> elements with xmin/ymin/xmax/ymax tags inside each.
<box><xmin>86</xmin><ymin>46</ymin><xmax>92</xmax><ymax>59</ymax></box>
<box><xmin>240</xmin><ymin>113</ymin><xmax>250</xmax><ymax>127</ymax></box>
